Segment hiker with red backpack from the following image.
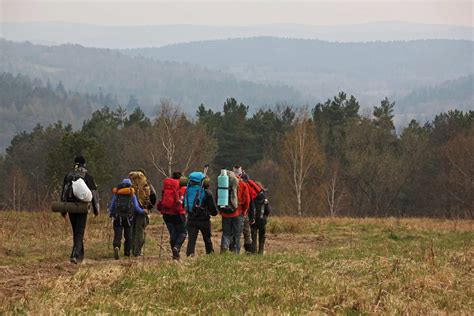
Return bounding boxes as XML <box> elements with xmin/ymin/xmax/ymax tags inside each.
<box><xmin>108</xmin><ymin>178</ymin><xmax>147</xmax><ymax>260</ymax></box>
<box><xmin>185</xmin><ymin>174</ymin><xmax>218</xmax><ymax>257</ymax></box>
<box><xmin>240</xmin><ymin>172</ymin><xmax>264</xmax><ymax>253</ymax></box>
<box><xmin>157</xmin><ymin>171</ymin><xmax>187</xmax><ymax>260</ymax></box>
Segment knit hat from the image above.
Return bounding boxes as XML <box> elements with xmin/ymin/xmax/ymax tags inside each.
<box><xmin>240</xmin><ymin>173</ymin><xmax>249</xmax><ymax>181</ymax></box>
<box><xmin>74</xmin><ymin>155</ymin><xmax>86</xmax><ymax>166</ymax></box>
<box><xmin>172</xmin><ymin>171</ymin><xmax>182</xmax><ymax>180</ymax></box>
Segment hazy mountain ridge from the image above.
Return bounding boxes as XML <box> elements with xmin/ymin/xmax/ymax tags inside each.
<box><xmin>1</xmin><ymin>21</ymin><xmax>473</xmax><ymax>49</ymax></box>
<box><xmin>125</xmin><ymin>37</ymin><xmax>474</xmax><ymax>116</ymax></box>
<box><xmin>0</xmin><ymin>39</ymin><xmax>303</xmax><ymax>112</ymax></box>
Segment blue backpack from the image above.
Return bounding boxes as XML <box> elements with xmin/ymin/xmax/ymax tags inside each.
<box><xmin>184</xmin><ymin>172</ymin><xmax>206</xmax><ymax>214</ymax></box>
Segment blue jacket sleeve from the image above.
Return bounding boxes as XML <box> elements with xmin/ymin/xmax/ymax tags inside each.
<box><xmin>108</xmin><ymin>195</ymin><xmax>116</xmax><ymax>217</ymax></box>
<box><xmin>132</xmin><ymin>195</ymin><xmax>145</xmax><ymax>214</ymax></box>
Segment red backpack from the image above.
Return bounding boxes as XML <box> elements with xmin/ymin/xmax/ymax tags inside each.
<box><xmin>247</xmin><ymin>179</ymin><xmax>262</xmax><ymax>200</ymax></box>
<box><xmin>158</xmin><ymin>178</ymin><xmax>180</xmax><ymax>215</ymax></box>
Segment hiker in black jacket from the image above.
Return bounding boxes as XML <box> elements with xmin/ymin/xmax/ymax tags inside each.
<box><xmin>250</xmin><ymin>183</ymin><xmax>271</xmax><ymax>255</ymax></box>
<box><xmin>186</xmin><ymin>178</ymin><xmax>218</xmax><ymax>256</ymax></box>
<box><xmin>60</xmin><ymin>156</ymin><xmax>100</xmax><ymax>264</ymax></box>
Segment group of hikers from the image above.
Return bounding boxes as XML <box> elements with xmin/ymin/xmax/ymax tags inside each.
<box><xmin>60</xmin><ymin>156</ymin><xmax>270</xmax><ymax>264</ymax></box>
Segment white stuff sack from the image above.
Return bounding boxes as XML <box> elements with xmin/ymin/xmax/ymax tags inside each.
<box><xmin>72</xmin><ymin>178</ymin><xmax>93</xmax><ymax>202</ymax></box>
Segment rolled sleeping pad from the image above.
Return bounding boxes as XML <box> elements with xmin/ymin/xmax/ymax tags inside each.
<box><xmin>51</xmin><ymin>201</ymin><xmax>90</xmax><ymax>213</ymax></box>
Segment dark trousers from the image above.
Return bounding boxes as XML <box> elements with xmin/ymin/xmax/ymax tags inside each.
<box><xmin>113</xmin><ymin>217</ymin><xmax>132</xmax><ymax>256</ymax></box>
<box><xmin>186</xmin><ymin>220</ymin><xmax>214</xmax><ymax>256</ymax></box>
<box><xmin>251</xmin><ymin>217</ymin><xmax>267</xmax><ymax>254</ymax></box>
<box><xmin>69</xmin><ymin>213</ymin><xmax>87</xmax><ymax>261</ymax></box>
<box><xmin>163</xmin><ymin>214</ymin><xmax>187</xmax><ymax>250</ymax></box>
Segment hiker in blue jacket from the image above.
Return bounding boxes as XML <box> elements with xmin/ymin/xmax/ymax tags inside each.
<box><xmin>108</xmin><ymin>178</ymin><xmax>146</xmax><ymax>260</ymax></box>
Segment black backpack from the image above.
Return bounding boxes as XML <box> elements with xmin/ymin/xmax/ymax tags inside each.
<box><xmin>114</xmin><ymin>182</ymin><xmax>133</xmax><ymax>218</ymax></box>
<box><xmin>62</xmin><ymin>166</ymin><xmax>87</xmax><ymax>202</ymax></box>
<box><xmin>254</xmin><ymin>192</ymin><xmax>266</xmax><ymax>219</ymax></box>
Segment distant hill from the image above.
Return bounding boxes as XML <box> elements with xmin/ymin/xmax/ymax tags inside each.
<box><xmin>1</xmin><ymin>22</ymin><xmax>473</xmax><ymax>48</ymax></box>
<box><xmin>0</xmin><ymin>39</ymin><xmax>302</xmax><ymax>112</ymax></box>
<box><xmin>125</xmin><ymin>37</ymin><xmax>474</xmax><ymax>116</ymax></box>
<box><xmin>394</xmin><ymin>75</ymin><xmax>474</xmax><ymax>126</ymax></box>
<box><xmin>0</xmin><ymin>72</ymin><xmax>110</xmax><ymax>151</ymax></box>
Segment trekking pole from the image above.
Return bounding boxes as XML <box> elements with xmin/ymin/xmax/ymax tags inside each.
<box><xmin>203</xmin><ymin>164</ymin><xmax>210</xmax><ymax>177</ymax></box>
<box><xmin>63</xmin><ymin>215</ymin><xmax>68</xmax><ymax>257</ymax></box>
<box><xmin>107</xmin><ymin>218</ymin><xmax>112</xmax><ymax>250</ymax></box>
<box><xmin>159</xmin><ymin>221</ymin><xmax>165</xmax><ymax>259</ymax></box>
<box><xmin>143</xmin><ymin>229</ymin><xmax>146</xmax><ymax>263</ymax></box>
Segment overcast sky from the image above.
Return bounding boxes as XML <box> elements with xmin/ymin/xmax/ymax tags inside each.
<box><xmin>1</xmin><ymin>0</ymin><xmax>473</xmax><ymax>27</ymax></box>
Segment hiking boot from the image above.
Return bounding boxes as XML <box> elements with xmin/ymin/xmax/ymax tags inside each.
<box><xmin>258</xmin><ymin>243</ymin><xmax>265</xmax><ymax>255</ymax></box>
<box><xmin>243</xmin><ymin>243</ymin><xmax>253</xmax><ymax>254</ymax></box>
<box><xmin>70</xmin><ymin>257</ymin><xmax>78</xmax><ymax>264</ymax></box>
<box><xmin>114</xmin><ymin>247</ymin><xmax>120</xmax><ymax>260</ymax></box>
<box><xmin>172</xmin><ymin>247</ymin><xmax>180</xmax><ymax>260</ymax></box>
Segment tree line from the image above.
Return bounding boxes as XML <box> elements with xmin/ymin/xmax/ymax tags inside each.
<box><xmin>0</xmin><ymin>93</ymin><xmax>472</xmax><ymax>218</ymax></box>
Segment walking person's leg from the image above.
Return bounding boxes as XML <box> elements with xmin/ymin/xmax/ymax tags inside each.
<box><xmin>173</xmin><ymin>219</ymin><xmax>187</xmax><ymax>259</ymax></box>
<box><xmin>250</xmin><ymin>223</ymin><xmax>258</xmax><ymax>254</ymax></box>
<box><xmin>165</xmin><ymin>221</ymin><xmax>177</xmax><ymax>248</ymax></box>
<box><xmin>69</xmin><ymin>213</ymin><xmax>78</xmax><ymax>260</ymax></box>
<box><xmin>112</xmin><ymin>218</ymin><xmax>122</xmax><ymax>259</ymax></box>
<box><xmin>186</xmin><ymin>222</ymin><xmax>199</xmax><ymax>257</ymax></box>
<box><xmin>220</xmin><ymin>217</ymin><xmax>232</xmax><ymax>253</ymax></box>
<box><xmin>72</xmin><ymin>213</ymin><xmax>88</xmax><ymax>262</ymax></box>
<box><xmin>201</xmin><ymin>220</ymin><xmax>214</xmax><ymax>254</ymax></box>
<box><xmin>123</xmin><ymin>218</ymin><xmax>132</xmax><ymax>257</ymax></box>
<box><xmin>258</xmin><ymin>218</ymin><xmax>267</xmax><ymax>255</ymax></box>
<box><xmin>231</xmin><ymin>215</ymin><xmax>244</xmax><ymax>254</ymax></box>
<box><xmin>242</xmin><ymin>215</ymin><xmax>253</xmax><ymax>253</ymax></box>
<box><xmin>131</xmin><ymin>215</ymin><xmax>138</xmax><ymax>256</ymax></box>
<box><xmin>132</xmin><ymin>213</ymin><xmax>146</xmax><ymax>256</ymax></box>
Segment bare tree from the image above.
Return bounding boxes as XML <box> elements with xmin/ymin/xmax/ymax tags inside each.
<box><xmin>8</xmin><ymin>167</ymin><xmax>28</xmax><ymax>210</ymax></box>
<box><xmin>150</xmin><ymin>100</ymin><xmax>216</xmax><ymax>178</ymax></box>
<box><xmin>281</xmin><ymin>110</ymin><xmax>324</xmax><ymax>215</ymax></box>
<box><xmin>322</xmin><ymin>162</ymin><xmax>346</xmax><ymax>217</ymax></box>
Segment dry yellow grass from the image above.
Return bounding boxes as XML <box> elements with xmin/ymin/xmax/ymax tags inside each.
<box><xmin>0</xmin><ymin>211</ymin><xmax>472</xmax><ymax>314</ymax></box>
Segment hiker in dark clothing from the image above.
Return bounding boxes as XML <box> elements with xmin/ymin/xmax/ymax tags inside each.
<box><xmin>60</xmin><ymin>156</ymin><xmax>100</xmax><ymax>264</ymax></box>
<box><xmin>250</xmin><ymin>183</ymin><xmax>271</xmax><ymax>255</ymax></box>
<box><xmin>186</xmin><ymin>178</ymin><xmax>218</xmax><ymax>257</ymax></box>
<box><xmin>108</xmin><ymin>178</ymin><xmax>146</xmax><ymax>259</ymax></box>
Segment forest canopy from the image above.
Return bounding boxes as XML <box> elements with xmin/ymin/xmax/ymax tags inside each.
<box><xmin>1</xmin><ymin>75</ymin><xmax>472</xmax><ymax>218</ymax></box>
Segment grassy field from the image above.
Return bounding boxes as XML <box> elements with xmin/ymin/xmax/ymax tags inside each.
<box><xmin>0</xmin><ymin>211</ymin><xmax>472</xmax><ymax>314</ymax></box>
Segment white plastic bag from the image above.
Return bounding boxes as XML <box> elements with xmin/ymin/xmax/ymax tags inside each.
<box><xmin>72</xmin><ymin>178</ymin><xmax>93</xmax><ymax>202</ymax></box>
